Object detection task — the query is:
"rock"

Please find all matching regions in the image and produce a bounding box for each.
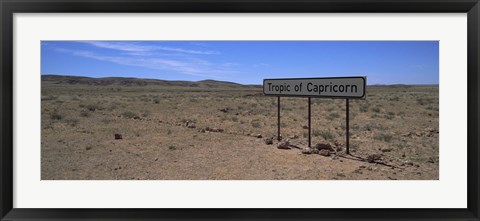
[133,116,141,120]
[277,141,291,149]
[314,143,334,152]
[210,128,223,132]
[187,123,196,128]
[381,147,393,153]
[302,147,314,154]
[265,137,273,145]
[367,154,382,163]
[219,107,231,113]
[289,135,299,139]
[114,133,122,140]
[353,169,363,174]
[256,134,263,138]
[302,125,309,129]
[199,129,206,133]
[318,149,330,156]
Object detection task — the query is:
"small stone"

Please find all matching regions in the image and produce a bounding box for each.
[277,141,291,149]
[318,149,330,156]
[302,147,314,154]
[114,133,122,140]
[381,147,393,153]
[302,125,309,129]
[256,134,263,138]
[265,137,273,145]
[289,135,299,139]
[187,123,196,128]
[314,143,334,152]
[367,154,381,163]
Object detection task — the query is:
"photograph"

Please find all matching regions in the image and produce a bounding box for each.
[40,41,439,180]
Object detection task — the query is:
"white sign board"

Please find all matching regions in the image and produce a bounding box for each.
[263,77,366,99]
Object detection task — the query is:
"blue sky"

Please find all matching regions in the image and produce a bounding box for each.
[41,41,439,85]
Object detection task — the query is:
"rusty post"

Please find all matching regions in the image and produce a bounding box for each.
[346,98,350,154]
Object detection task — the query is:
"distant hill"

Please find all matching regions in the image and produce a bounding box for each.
[41,75,261,89]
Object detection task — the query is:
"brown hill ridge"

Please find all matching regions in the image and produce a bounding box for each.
[41,75,261,88]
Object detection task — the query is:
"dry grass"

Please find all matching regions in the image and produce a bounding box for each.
[41,82,439,180]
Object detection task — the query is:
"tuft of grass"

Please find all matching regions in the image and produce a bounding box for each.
[327,112,340,120]
[85,104,101,112]
[167,129,172,135]
[122,111,138,119]
[141,111,150,118]
[385,112,396,119]
[42,95,58,101]
[79,111,90,117]
[374,133,394,142]
[49,110,63,120]
[251,121,261,128]
[359,104,369,112]
[314,130,335,140]
[372,107,381,113]
[65,118,79,127]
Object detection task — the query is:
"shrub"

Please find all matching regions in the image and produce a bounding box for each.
[142,111,150,118]
[80,111,90,117]
[327,112,340,120]
[251,121,261,128]
[359,104,369,112]
[65,118,79,127]
[372,107,381,113]
[49,111,63,120]
[122,111,138,119]
[314,130,335,140]
[374,133,394,142]
[85,104,100,112]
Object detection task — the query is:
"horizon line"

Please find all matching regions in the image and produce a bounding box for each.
[41,73,440,86]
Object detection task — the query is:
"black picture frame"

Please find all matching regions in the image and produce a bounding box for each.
[1,0,479,220]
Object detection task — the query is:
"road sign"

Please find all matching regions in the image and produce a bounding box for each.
[263,77,366,99]
[265,76,367,154]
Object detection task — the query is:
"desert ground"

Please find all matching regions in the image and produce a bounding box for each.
[41,75,439,180]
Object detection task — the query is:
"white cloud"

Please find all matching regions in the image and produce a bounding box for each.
[56,48,234,78]
[79,41,220,55]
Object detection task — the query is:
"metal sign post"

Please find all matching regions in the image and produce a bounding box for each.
[308,97,311,147]
[264,77,366,152]
[277,96,281,141]
[346,98,350,154]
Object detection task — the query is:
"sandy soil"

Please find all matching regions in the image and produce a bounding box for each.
[41,81,439,180]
